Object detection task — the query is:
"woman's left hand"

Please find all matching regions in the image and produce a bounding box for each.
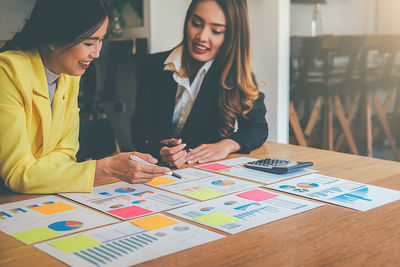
[186,139,241,164]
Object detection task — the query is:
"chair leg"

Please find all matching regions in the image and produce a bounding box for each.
[334,96,359,155]
[390,88,400,141]
[304,96,323,138]
[289,102,307,146]
[373,87,396,139]
[335,91,361,151]
[373,92,400,161]
[326,97,334,150]
[365,91,373,157]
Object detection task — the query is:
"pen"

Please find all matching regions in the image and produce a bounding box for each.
[129,155,183,179]
[162,142,192,152]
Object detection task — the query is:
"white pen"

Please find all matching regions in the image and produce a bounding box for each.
[129,155,183,179]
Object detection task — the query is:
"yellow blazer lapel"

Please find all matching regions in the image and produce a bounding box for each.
[30,51,52,153]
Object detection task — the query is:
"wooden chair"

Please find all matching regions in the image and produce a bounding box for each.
[289,35,363,155]
[289,36,324,147]
[361,35,400,160]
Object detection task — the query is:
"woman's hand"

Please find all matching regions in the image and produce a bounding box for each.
[94,152,171,184]
[186,139,241,164]
[159,138,187,168]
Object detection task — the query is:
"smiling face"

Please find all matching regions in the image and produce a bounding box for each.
[186,0,226,62]
[45,17,109,76]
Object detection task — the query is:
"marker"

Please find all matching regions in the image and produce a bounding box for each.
[129,155,182,179]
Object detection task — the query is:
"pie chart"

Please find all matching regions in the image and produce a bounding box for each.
[297,182,319,189]
[48,221,83,231]
[211,180,235,186]
[115,187,135,193]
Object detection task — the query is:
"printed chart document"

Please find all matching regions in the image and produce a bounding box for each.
[60,182,196,220]
[35,214,224,267]
[147,168,260,200]
[266,173,400,211]
[0,196,118,244]
[168,188,323,234]
[196,157,317,184]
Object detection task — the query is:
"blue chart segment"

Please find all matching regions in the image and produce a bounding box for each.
[48,221,83,231]
[211,180,235,186]
[234,202,261,211]
[115,188,136,193]
[72,233,158,266]
[234,206,279,219]
[0,211,12,220]
[330,187,372,203]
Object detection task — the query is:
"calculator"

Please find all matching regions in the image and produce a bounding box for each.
[244,158,313,174]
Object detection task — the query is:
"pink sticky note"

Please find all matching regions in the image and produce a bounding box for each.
[236,189,278,201]
[107,205,152,219]
[198,163,231,171]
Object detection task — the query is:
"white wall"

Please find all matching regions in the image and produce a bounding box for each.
[148,0,191,53]
[376,0,400,34]
[249,0,290,143]
[291,0,376,36]
[0,0,35,40]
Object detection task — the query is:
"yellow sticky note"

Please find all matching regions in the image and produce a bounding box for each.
[49,235,101,253]
[32,202,76,215]
[184,189,224,200]
[193,212,239,227]
[147,176,176,186]
[130,214,179,230]
[11,227,61,244]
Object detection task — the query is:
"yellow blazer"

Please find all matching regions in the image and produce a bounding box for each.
[0,50,95,194]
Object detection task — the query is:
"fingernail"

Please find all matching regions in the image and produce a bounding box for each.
[187,161,193,164]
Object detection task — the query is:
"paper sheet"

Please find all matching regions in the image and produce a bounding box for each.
[168,188,323,234]
[266,173,400,211]
[149,168,261,200]
[196,157,318,184]
[0,196,118,244]
[59,182,196,220]
[35,214,224,267]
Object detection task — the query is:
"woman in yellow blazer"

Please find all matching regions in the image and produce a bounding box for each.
[0,0,170,194]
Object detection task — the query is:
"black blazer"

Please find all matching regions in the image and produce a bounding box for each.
[131,51,268,158]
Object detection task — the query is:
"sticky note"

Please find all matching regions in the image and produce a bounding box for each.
[11,227,61,244]
[193,212,239,227]
[198,163,231,171]
[237,189,278,201]
[108,205,152,219]
[49,235,101,253]
[130,214,179,230]
[147,176,176,186]
[184,189,225,200]
[31,202,76,215]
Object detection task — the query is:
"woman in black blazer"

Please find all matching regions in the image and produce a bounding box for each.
[131,0,268,168]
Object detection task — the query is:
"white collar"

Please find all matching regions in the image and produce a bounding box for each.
[43,64,61,85]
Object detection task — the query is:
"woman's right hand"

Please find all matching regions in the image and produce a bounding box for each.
[94,152,171,184]
[159,138,187,168]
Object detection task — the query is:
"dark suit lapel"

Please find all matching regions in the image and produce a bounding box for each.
[181,66,219,133]
[156,69,177,137]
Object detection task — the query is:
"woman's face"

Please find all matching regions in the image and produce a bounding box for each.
[48,17,109,76]
[186,0,226,62]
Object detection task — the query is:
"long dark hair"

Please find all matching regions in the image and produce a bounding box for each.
[181,0,258,137]
[0,0,108,52]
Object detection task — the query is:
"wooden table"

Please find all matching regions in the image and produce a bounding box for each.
[1,142,400,266]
